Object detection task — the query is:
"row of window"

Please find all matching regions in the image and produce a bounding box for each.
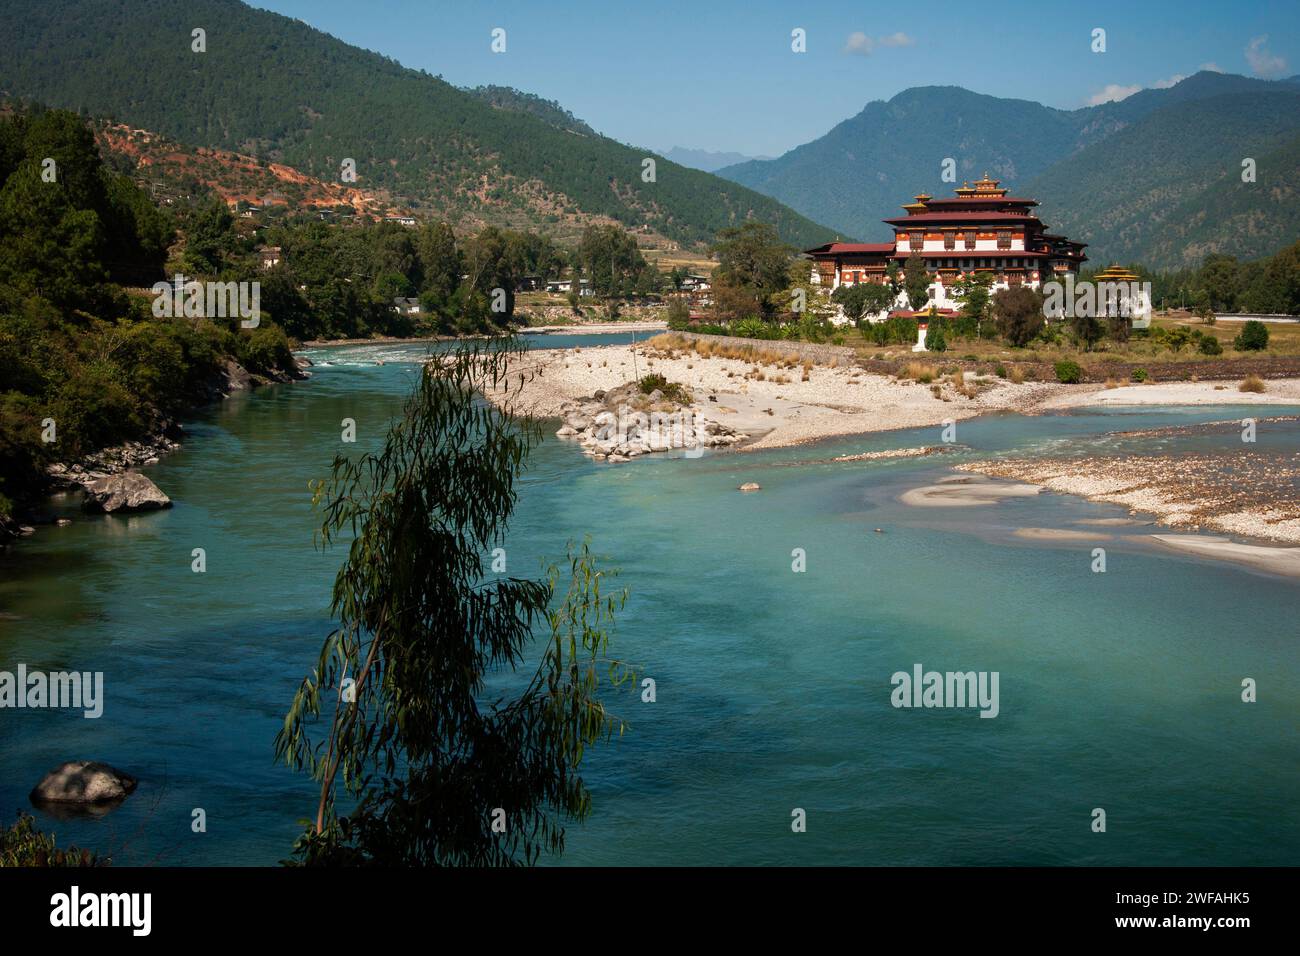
[904,230,1018,251]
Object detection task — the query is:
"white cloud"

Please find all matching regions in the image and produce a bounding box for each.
[1199,62,1224,73]
[878,32,915,48]
[1245,35,1288,78]
[1086,70,1200,106]
[844,32,873,55]
[1087,83,1142,106]
[844,31,915,55]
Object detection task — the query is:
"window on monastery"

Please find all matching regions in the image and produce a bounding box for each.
[997,231,1011,250]
[943,232,955,250]
[964,231,976,250]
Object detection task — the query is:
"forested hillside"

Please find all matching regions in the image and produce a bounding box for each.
[1026,92,1300,268]
[0,0,835,249]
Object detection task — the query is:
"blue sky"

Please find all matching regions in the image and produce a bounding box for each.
[252,0,1298,157]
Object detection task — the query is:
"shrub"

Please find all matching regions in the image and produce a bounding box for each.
[902,362,937,383]
[239,324,294,375]
[994,364,1007,378]
[1198,334,1223,355]
[1239,374,1266,393]
[926,317,948,353]
[0,813,104,867]
[1054,360,1083,384]
[1233,320,1269,351]
[1131,368,1149,382]
[664,298,690,331]
[638,373,691,404]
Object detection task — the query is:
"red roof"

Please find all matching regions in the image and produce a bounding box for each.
[886,212,1041,224]
[804,242,893,256]
[923,197,1039,206]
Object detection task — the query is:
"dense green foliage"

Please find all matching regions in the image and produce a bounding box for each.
[1053,360,1082,384]
[925,313,948,353]
[993,286,1046,347]
[0,0,835,249]
[1030,90,1300,269]
[1234,320,1270,351]
[1,813,104,867]
[1125,243,1300,315]
[277,341,631,865]
[709,222,795,319]
[463,85,596,136]
[0,109,301,519]
[719,72,1300,268]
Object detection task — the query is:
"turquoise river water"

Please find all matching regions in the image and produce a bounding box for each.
[2,333,1297,866]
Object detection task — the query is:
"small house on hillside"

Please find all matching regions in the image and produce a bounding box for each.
[258,246,282,269]
[392,297,424,317]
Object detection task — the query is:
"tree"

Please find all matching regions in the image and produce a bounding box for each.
[276,340,633,865]
[577,224,646,302]
[182,197,236,275]
[1069,311,1104,351]
[1198,253,1240,312]
[993,286,1046,347]
[710,221,792,319]
[415,221,460,304]
[1234,320,1269,351]
[951,273,992,336]
[903,253,930,311]
[925,309,947,352]
[831,284,871,325]
[665,296,690,330]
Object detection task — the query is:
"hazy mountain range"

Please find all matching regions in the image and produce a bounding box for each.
[658,147,774,173]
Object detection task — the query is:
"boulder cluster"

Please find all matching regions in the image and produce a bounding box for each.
[46,426,179,514]
[555,383,744,463]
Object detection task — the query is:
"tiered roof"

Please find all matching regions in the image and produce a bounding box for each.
[806,175,1086,266]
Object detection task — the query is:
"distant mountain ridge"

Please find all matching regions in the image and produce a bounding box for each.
[717,72,1300,267]
[659,147,774,173]
[0,0,836,249]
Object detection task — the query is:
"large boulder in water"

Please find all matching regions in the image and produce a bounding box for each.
[82,472,171,513]
[30,761,138,805]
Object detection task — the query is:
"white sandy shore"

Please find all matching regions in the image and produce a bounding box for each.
[1149,534,1300,578]
[1039,378,1300,408]
[526,321,666,334]
[497,344,1059,448]
[492,343,1300,451]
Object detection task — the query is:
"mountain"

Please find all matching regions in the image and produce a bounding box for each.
[0,0,836,249]
[1026,91,1300,269]
[93,120,402,219]
[717,72,1300,266]
[660,147,774,173]
[463,85,597,137]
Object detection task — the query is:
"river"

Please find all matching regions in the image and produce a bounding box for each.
[2,333,1297,865]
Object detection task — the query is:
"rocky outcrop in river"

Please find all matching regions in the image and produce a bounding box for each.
[80,472,172,513]
[555,383,744,462]
[30,761,138,805]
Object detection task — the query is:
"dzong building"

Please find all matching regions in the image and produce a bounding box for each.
[805,175,1088,323]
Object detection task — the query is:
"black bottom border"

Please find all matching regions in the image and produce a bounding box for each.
[0,866,1286,940]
